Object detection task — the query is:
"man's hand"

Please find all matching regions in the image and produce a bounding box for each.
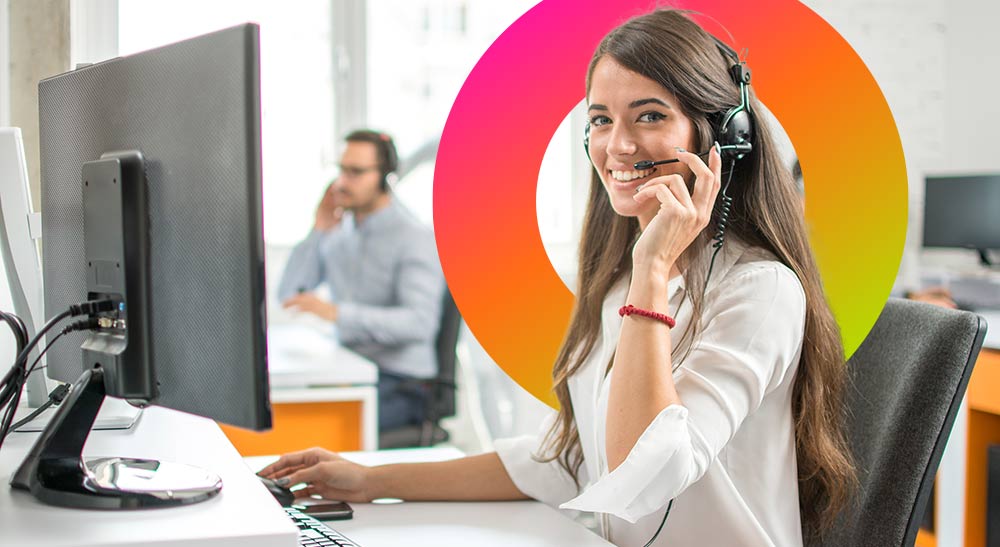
[315,184,344,232]
[907,286,957,309]
[283,292,339,322]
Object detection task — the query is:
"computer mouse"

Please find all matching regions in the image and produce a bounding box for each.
[259,476,295,507]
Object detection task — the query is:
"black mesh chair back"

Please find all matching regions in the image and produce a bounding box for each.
[808,298,986,546]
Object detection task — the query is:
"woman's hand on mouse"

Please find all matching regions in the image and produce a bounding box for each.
[631,144,722,274]
[258,447,374,502]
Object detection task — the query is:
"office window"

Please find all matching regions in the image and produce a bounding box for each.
[118,0,336,246]
[115,1,582,279]
[365,0,550,229]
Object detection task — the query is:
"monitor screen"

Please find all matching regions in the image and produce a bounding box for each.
[923,174,1000,251]
[38,24,271,430]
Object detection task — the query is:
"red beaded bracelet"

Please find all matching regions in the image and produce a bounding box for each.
[618,304,676,328]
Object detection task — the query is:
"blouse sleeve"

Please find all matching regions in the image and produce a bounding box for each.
[559,263,807,522]
[494,411,589,509]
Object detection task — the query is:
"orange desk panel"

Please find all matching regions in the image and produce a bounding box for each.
[220,401,363,457]
[965,348,1000,547]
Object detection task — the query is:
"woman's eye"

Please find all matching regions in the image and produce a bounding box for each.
[589,115,611,126]
[638,111,666,123]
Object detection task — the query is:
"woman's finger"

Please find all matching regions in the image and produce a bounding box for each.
[269,464,306,480]
[283,463,328,488]
[634,174,686,205]
[676,145,720,217]
[259,452,310,478]
[635,175,696,224]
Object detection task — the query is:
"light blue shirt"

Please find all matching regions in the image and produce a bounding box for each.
[278,199,444,378]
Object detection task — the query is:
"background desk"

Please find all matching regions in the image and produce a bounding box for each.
[221,323,379,454]
[1,406,613,546]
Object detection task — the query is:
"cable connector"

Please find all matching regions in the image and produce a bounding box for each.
[60,317,102,334]
[49,383,71,404]
[69,299,117,317]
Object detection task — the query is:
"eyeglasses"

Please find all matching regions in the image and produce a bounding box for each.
[337,164,380,179]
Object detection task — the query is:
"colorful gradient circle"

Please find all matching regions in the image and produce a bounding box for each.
[434,0,907,407]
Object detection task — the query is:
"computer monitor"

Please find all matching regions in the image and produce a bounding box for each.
[923,174,1000,266]
[9,24,271,509]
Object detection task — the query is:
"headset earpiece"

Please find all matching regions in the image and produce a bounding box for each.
[718,107,752,160]
[377,132,398,192]
[713,39,754,161]
[583,122,591,161]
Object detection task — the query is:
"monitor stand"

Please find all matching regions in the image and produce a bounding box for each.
[9,366,222,509]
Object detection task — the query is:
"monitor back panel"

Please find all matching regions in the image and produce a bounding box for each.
[39,24,270,429]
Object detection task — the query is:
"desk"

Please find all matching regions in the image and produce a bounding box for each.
[0,406,298,547]
[247,450,615,547]
[221,324,379,453]
[1,406,613,546]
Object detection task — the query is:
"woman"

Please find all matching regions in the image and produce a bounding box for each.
[260,9,855,546]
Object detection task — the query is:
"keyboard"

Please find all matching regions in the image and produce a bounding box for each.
[284,506,362,547]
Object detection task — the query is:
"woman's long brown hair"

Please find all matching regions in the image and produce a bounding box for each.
[536,9,856,540]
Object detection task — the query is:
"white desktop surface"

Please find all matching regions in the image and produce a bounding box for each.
[1,406,298,547]
[246,450,615,547]
[267,323,377,388]
[2,408,612,547]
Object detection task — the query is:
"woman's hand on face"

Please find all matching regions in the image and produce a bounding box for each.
[631,143,722,272]
[257,447,374,502]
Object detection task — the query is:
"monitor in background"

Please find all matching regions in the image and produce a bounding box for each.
[9,24,271,510]
[0,128,48,408]
[923,174,1000,266]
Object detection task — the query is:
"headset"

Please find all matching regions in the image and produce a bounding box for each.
[373,132,399,193]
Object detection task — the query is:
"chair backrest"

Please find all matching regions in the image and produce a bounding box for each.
[431,287,462,419]
[809,298,986,546]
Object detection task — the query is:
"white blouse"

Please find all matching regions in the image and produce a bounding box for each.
[495,240,807,547]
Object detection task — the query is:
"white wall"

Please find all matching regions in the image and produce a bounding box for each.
[0,0,10,127]
[803,0,1000,283]
[943,0,1000,174]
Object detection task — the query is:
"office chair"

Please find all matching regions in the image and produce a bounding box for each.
[807,298,986,547]
[379,288,462,448]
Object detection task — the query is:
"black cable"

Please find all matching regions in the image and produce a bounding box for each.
[11,323,87,430]
[0,300,112,451]
[8,328,76,432]
[10,383,71,431]
[642,499,674,547]
[0,310,33,441]
[25,318,97,379]
[0,311,29,389]
[10,399,53,431]
[0,310,28,355]
[705,160,737,286]
[0,308,73,447]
